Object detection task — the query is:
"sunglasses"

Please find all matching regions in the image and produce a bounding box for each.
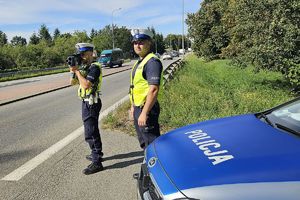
[133,40,146,45]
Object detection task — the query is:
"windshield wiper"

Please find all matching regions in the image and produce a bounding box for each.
[259,113,275,127]
[275,123,300,136]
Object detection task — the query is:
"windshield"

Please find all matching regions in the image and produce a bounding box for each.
[99,53,111,61]
[265,99,300,134]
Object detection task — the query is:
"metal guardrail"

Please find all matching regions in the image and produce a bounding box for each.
[1,58,184,84]
[0,67,66,78]
[163,58,184,87]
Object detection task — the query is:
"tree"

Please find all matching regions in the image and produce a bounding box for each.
[0,31,8,46]
[92,26,112,54]
[90,28,97,39]
[38,24,52,44]
[0,45,16,70]
[149,27,165,54]
[73,31,91,43]
[92,25,133,58]
[113,26,132,57]
[53,28,61,40]
[186,0,300,90]
[186,0,229,59]
[164,34,188,52]
[223,0,299,87]
[60,33,72,38]
[11,36,27,46]
[29,33,40,45]
[53,33,79,60]
[154,33,165,54]
[164,34,177,50]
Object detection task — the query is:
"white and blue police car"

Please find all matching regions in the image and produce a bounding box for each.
[137,97,300,200]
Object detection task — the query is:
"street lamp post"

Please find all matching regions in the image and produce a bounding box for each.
[112,8,122,49]
[182,0,185,55]
[155,39,158,53]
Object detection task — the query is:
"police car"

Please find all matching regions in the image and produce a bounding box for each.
[137,97,300,200]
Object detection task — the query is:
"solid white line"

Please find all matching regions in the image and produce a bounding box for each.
[1,95,129,181]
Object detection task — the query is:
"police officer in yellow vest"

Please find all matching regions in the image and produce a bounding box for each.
[69,43,104,175]
[129,29,163,149]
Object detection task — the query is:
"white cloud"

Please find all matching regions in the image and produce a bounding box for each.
[5,30,33,42]
[118,7,162,29]
[145,15,181,26]
[0,0,144,24]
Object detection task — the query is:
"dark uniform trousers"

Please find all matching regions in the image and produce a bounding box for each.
[82,99,103,165]
[133,102,160,149]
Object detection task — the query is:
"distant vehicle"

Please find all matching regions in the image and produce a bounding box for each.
[171,51,179,57]
[98,48,124,68]
[179,49,185,55]
[137,97,300,200]
[162,52,173,60]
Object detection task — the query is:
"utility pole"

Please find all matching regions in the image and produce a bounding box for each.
[155,39,158,53]
[182,0,185,55]
[112,8,121,49]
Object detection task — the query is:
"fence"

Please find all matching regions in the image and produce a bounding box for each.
[0,67,66,78]
[163,58,185,87]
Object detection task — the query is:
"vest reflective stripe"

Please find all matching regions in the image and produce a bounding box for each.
[78,62,102,99]
[130,53,160,106]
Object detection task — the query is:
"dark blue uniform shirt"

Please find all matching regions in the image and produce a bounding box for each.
[132,56,163,85]
[86,64,100,84]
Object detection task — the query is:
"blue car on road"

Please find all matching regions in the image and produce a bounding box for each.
[137,97,300,200]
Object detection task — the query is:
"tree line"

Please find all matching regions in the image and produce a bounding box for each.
[0,25,169,71]
[186,0,300,91]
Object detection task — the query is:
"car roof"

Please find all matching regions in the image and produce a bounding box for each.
[101,50,112,54]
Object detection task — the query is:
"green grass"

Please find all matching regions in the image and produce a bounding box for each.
[101,101,136,136]
[102,54,295,135]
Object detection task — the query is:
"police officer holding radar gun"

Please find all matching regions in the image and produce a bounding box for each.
[67,43,104,175]
[129,29,163,150]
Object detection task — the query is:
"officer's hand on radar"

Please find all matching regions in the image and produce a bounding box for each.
[69,66,78,73]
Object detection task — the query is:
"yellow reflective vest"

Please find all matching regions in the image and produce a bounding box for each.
[130,53,161,106]
[78,62,102,99]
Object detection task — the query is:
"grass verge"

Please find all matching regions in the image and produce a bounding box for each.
[102,54,295,135]
[101,100,136,136]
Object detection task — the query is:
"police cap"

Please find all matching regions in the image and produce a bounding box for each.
[131,28,154,42]
[75,43,94,54]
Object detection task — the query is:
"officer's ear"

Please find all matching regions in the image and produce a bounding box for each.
[144,39,151,45]
[148,40,155,51]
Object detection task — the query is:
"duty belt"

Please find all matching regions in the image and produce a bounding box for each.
[83,93,101,105]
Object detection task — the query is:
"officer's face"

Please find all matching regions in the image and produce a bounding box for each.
[133,39,151,58]
[81,51,94,64]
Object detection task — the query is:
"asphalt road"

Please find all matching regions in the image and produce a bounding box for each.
[0,58,179,200]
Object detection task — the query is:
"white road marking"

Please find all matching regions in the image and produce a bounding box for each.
[1,95,129,181]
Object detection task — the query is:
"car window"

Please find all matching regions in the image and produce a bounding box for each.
[267,99,300,134]
[101,53,111,57]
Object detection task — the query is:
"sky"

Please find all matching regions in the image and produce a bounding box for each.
[0,0,202,42]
